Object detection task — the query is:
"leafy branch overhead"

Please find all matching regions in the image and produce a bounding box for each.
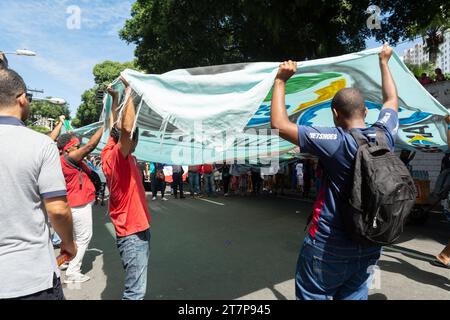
[120,0,450,73]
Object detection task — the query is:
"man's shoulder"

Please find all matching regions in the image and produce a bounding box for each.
[15,126,53,141]
[15,127,57,150]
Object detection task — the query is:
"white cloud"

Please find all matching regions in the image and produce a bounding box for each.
[0,0,136,114]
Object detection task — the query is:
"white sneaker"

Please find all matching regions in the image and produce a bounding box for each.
[64,273,90,284]
[162,197,168,201]
[152,197,157,201]
[59,262,69,271]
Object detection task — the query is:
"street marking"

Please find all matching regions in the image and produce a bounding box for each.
[199,198,225,206]
[86,248,103,254]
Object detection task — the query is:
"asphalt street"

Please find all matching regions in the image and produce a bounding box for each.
[60,191,450,300]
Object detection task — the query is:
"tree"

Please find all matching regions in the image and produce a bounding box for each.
[93,60,138,85]
[29,126,52,135]
[119,0,450,74]
[26,100,71,127]
[73,60,139,127]
[72,88,99,128]
[373,2,450,65]
[405,62,436,79]
[416,21,450,66]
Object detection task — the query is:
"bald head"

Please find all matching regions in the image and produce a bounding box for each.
[331,88,366,120]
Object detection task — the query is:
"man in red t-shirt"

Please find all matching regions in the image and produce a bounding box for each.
[56,126,103,284]
[101,79,151,300]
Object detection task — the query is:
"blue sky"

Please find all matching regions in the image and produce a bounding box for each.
[0,0,136,116]
[0,1,421,117]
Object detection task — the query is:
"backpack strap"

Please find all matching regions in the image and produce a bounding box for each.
[64,156,100,192]
[350,128,391,150]
[350,129,369,147]
[64,155,84,190]
[374,127,390,149]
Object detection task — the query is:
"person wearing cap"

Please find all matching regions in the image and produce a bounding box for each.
[56,126,104,284]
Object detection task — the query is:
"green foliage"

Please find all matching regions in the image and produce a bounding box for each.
[120,0,376,73]
[72,88,99,128]
[73,60,139,127]
[93,60,140,87]
[26,100,71,126]
[405,62,436,79]
[373,2,450,65]
[29,126,51,134]
[120,0,450,74]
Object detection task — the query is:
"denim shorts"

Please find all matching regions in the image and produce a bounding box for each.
[295,235,382,300]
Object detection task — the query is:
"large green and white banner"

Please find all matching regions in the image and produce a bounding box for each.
[74,47,449,165]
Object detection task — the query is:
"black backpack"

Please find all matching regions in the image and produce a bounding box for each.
[64,156,102,196]
[345,128,416,246]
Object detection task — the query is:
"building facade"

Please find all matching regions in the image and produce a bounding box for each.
[403,30,450,74]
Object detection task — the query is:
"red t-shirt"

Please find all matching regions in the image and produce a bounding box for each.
[101,138,151,237]
[60,156,96,208]
[201,165,213,174]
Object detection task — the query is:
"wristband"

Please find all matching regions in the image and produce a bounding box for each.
[448,124,450,130]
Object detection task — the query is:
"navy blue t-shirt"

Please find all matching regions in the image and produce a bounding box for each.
[298,108,399,247]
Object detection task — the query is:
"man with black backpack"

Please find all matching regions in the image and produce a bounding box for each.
[271,44,413,300]
[57,127,104,284]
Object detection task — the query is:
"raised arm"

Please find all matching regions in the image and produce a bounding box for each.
[271,60,299,145]
[67,126,104,163]
[107,84,120,131]
[48,115,66,142]
[119,77,136,158]
[379,43,398,112]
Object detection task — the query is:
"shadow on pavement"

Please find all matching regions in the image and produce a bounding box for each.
[93,195,308,300]
[379,254,450,292]
[88,193,448,300]
[88,202,125,300]
[383,245,437,264]
[395,212,449,246]
[82,249,102,275]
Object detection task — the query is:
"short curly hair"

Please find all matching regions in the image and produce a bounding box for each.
[57,133,77,151]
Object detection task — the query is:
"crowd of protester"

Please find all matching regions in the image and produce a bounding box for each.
[138,160,324,200]
[418,68,448,86]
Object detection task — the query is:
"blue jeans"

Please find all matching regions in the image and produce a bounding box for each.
[116,229,151,300]
[432,168,450,200]
[203,173,214,195]
[151,173,166,198]
[188,172,200,195]
[296,235,381,300]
